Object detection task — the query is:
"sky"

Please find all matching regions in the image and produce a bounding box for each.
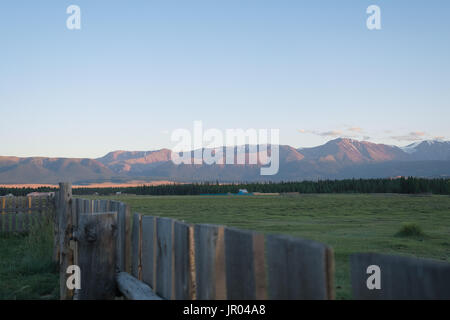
[0,0,449,158]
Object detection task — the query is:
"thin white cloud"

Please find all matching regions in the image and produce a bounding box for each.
[298,129,343,137]
[390,131,426,141]
[319,130,343,137]
[298,127,366,139]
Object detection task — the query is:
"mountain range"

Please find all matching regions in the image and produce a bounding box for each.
[1,138,449,184]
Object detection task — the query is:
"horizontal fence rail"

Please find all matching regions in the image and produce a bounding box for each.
[0,195,54,233]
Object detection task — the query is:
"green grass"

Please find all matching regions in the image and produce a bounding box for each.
[96,193,450,300]
[0,214,59,300]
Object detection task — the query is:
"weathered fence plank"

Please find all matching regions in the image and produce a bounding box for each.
[76,198,83,215]
[38,197,43,214]
[116,202,127,272]
[325,247,335,300]
[10,213,17,232]
[57,182,74,300]
[141,216,156,289]
[266,234,333,300]
[4,214,10,232]
[82,199,89,214]
[124,204,132,274]
[24,211,30,231]
[189,225,197,300]
[173,220,193,300]
[6,197,11,214]
[155,217,173,300]
[27,196,32,214]
[75,212,117,300]
[351,253,450,300]
[131,213,142,279]
[16,213,23,233]
[253,233,268,300]
[99,200,105,212]
[11,197,15,214]
[194,224,226,300]
[71,199,80,268]
[225,228,258,300]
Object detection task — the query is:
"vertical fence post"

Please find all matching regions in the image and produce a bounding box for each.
[131,213,143,279]
[0,204,3,232]
[56,182,74,300]
[125,204,132,274]
[116,202,127,272]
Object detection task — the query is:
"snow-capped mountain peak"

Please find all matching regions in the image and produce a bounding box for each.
[401,141,423,154]
[401,140,450,159]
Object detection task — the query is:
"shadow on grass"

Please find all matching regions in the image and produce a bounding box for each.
[395,223,428,239]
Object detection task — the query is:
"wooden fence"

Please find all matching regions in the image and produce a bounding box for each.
[0,195,54,233]
[129,215,334,300]
[351,253,450,300]
[52,183,450,300]
[54,183,335,300]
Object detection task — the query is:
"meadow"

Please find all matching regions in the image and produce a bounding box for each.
[0,214,58,300]
[103,193,450,300]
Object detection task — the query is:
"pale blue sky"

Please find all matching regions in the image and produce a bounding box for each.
[1,1,449,158]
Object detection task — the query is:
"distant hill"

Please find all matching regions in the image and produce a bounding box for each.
[298,138,408,164]
[0,157,119,184]
[1,138,449,184]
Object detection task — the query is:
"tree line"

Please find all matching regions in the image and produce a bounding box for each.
[1,178,448,196]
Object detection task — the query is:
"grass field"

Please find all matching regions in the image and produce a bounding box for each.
[0,215,58,300]
[1,193,448,300]
[102,193,450,300]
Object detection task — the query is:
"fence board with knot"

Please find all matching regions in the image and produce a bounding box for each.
[53,184,132,300]
[0,195,54,233]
